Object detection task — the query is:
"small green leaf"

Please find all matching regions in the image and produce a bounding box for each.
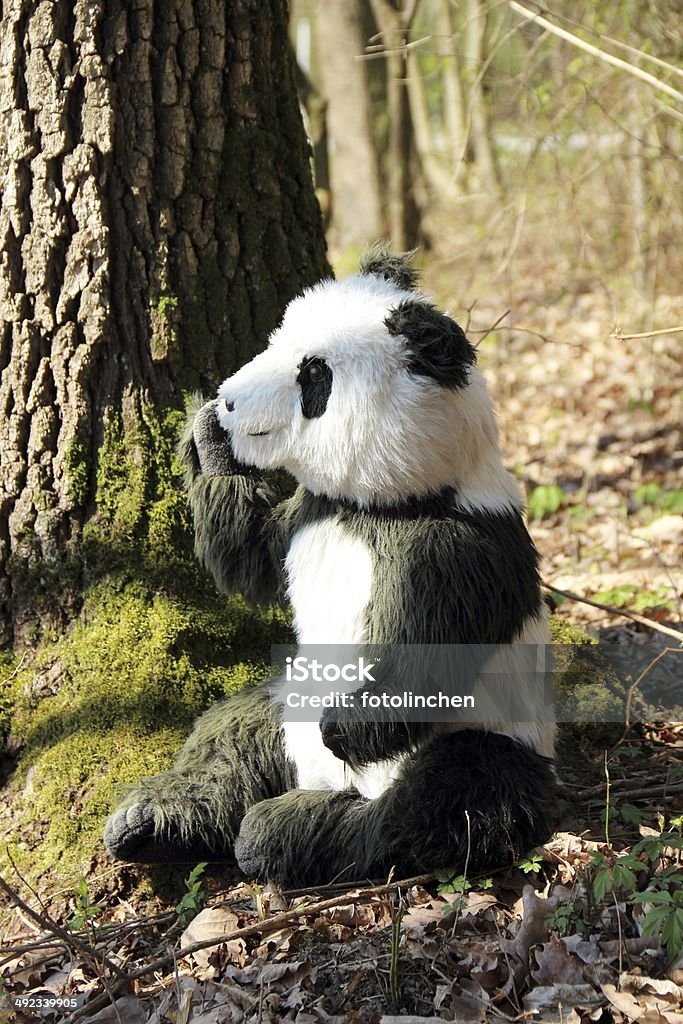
[528,484,566,521]
[662,909,683,955]
[613,864,638,892]
[620,804,644,825]
[593,868,613,902]
[634,483,661,508]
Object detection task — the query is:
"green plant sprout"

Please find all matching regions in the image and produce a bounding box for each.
[175,862,208,926]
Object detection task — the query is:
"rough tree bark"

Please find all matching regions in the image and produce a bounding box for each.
[315,0,383,250]
[0,0,329,645]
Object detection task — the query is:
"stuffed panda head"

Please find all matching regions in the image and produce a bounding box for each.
[217,245,521,510]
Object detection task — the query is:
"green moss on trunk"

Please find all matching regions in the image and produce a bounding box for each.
[1,402,293,885]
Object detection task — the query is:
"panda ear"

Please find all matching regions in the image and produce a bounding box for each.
[359,241,420,291]
[385,299,476,389]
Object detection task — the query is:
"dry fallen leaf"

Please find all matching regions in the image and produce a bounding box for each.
[532,934,588,986]
[523,983,600,1022]
[180,906,245,969]
[500,884,561,989]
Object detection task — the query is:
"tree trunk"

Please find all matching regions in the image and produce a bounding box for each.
[294,55,332,227]
[315,0,383,250]
[437,0,469,190]
[0,0,329,645]
[464,0,500,193]
[369,0,421,250]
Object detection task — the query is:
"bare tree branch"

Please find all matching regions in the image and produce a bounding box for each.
[508,1,683,106]
[545,585,683,642]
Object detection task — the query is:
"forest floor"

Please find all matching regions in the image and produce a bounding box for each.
[1,256,682,1023]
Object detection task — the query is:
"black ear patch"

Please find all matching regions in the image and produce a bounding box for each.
[297,356,333,418]
[385,300,476,389]
[359,241,420,291]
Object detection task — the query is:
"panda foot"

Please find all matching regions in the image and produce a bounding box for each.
[233,805,271,880]
[234,790,364,886]
[104,801,219,864]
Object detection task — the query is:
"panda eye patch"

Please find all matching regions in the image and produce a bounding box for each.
[297,356,333,419]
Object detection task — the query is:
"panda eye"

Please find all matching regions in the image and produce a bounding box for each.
[306,362,324,383]
[297,356,333,419]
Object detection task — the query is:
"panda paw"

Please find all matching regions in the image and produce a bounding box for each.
[192,400,243,477]
[320,706,425,767]
[233,805,273,880]
[104,801,156,861]
[104,801,220,864]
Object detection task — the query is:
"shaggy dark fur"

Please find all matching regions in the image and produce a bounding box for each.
[104,687,296,863]
[358,240,420,291]
[385,300,476,389]
[235,730,556,886]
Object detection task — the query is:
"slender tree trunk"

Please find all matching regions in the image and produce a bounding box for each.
[464,0,500,193]
[0,0,329,644]
[294,56,332,226]
[437,0,469,189]
[315,0,383,249]
[370,0,421,250]
[406,49,456,196]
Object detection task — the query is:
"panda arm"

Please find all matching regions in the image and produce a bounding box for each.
[320,511,542,766]
[179,398,290,605]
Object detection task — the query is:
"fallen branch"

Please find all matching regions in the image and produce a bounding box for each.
[545,584,683,643]
[563,780,683,802]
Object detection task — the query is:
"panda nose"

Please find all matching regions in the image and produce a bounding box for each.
[226,401,235,412]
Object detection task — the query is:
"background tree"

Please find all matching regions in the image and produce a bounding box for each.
[0,0,328,878]
[369,0,423,249]
[314,0,383,249]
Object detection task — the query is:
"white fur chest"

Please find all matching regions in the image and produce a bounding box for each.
[279,518,405,798]
[284,518,373,644]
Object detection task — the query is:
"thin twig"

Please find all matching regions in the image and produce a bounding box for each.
[612,324,683,341]
[0,937,68,966]
[508,1,683,105]
[355,36,430,60]
[6,848,50,917]
[472,310,511,348]
[0,651,27,687]
[604,751,611,848]
[545,584,683,642]
[616,648,683,748]
[0,874,127,980]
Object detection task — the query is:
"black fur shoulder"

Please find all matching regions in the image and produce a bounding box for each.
[287,487,542,645]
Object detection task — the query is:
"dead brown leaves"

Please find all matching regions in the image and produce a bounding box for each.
[2,825,683,1022]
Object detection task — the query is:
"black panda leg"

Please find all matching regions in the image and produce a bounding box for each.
[104,686,295,864]
[234,730,556,886]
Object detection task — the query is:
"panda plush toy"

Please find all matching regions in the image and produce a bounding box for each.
[105,246,556,886]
